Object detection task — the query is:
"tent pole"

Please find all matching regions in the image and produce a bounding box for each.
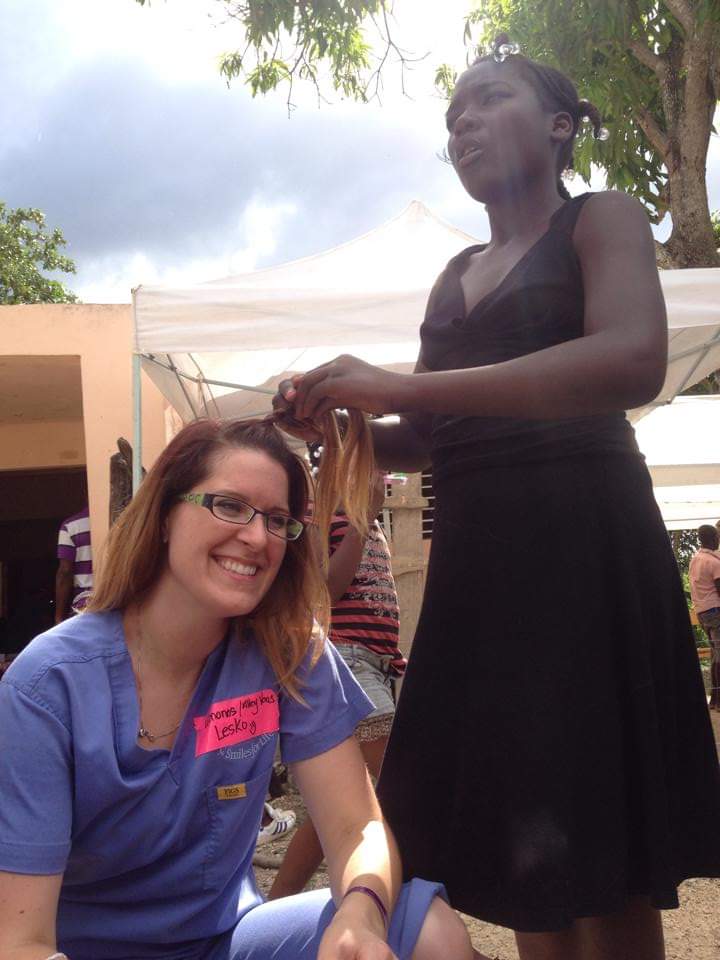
[132,354,143,494]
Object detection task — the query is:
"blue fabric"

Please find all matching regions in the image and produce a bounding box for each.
[0,611,372,960]
[203,879,446,960]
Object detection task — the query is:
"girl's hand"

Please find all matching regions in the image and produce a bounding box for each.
[271,379,323,443]
[290,356,409,421]
[318,914,397,960]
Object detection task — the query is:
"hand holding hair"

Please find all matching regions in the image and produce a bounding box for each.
[288,355,408,421]
[271,373,378,568]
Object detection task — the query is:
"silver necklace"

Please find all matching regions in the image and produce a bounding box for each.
[134,611,184,743]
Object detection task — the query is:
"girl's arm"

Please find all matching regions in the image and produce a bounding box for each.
[327,475,386,602]
[0,871,63,960]
[290,192,668,423]
[327,526,367,603]
[366,409,431,473]
[291,737,401,959]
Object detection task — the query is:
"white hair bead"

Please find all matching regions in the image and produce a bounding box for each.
[493,41,521,63]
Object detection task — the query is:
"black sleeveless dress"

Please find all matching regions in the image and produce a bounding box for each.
[376,193,720,932]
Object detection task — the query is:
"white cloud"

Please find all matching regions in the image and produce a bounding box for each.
[74,195,300,301]
[5,0,719,304]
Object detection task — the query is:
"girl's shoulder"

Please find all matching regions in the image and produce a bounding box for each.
[573,190,647,229]
[572,190,655,257]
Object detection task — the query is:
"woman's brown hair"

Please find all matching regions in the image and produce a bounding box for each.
[87,418,327,699]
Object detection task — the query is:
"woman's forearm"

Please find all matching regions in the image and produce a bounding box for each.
[395,329,665,421]
[324,818,402,926]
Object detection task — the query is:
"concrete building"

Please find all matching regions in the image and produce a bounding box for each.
[1,304,166,651]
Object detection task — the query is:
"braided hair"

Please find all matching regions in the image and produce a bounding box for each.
[475,34,605,199]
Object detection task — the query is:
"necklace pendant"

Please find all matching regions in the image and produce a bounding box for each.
[138,726,155,742]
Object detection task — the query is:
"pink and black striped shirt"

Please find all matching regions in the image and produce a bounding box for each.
[329,513,406,676]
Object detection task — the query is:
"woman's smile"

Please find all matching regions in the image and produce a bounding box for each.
[213,555,259,579]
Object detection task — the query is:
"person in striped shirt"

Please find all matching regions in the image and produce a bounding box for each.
[55,506,93,621]
[269,471,406,899]
[327,474,406,719]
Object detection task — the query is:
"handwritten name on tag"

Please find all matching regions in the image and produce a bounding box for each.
[193,689,279,757]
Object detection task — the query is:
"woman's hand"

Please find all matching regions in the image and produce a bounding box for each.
[318,910,397,960]
[286,356,410,421]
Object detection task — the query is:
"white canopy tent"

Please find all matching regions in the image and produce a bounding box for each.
[133,201,475,429]
[634,395,720,530]
[132,200,720,523]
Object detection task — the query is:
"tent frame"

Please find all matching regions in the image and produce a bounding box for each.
[131,352,275,493]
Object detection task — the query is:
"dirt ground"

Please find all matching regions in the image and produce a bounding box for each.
[254,709,720,960]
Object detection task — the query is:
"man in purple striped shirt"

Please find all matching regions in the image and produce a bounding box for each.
[55,506,93,622]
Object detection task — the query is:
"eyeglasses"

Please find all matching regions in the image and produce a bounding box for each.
[178,493,305,541]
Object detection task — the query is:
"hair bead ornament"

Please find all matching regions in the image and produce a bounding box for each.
[578,98,609,142]
[493,40,521,63]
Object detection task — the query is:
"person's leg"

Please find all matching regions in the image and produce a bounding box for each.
[514,928,580,960]
[267,817,324,899]
[359,733,389,779]
[514,896,665,960]
[575,896,665,960]
[410,895,488,960]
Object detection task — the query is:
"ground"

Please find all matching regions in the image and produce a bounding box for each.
[254,708,720,960]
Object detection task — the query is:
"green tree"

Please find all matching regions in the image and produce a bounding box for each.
[135,0,390,101]
[0,203,77,304]
[457,1,720,268]
[134,2,720,268]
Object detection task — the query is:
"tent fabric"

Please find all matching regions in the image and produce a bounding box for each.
[133,201,475,354]
[650,486,720,531]
[633,396,720,529]
[133,199,720,425]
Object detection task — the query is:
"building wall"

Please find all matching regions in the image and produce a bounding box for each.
[0,419,87,471]
[1,304,167,549]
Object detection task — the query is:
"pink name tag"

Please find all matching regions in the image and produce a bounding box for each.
[193,689,279,757]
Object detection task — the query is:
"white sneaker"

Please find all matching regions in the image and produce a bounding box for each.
[256,802,296,846]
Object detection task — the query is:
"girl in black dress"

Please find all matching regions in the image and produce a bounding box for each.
[274,37,720,960]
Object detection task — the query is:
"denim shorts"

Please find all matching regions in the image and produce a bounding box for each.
[333,642,396,720]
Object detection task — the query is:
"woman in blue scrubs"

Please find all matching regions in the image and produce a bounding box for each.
[0,418,478,960]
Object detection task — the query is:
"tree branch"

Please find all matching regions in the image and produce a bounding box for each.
[626,37,666,78]
[661,0,696,36]
[634,107,670,157]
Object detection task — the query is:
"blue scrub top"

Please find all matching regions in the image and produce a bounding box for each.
[0,611,372,960]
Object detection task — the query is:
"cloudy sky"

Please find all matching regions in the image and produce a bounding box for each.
[3,0,719,302]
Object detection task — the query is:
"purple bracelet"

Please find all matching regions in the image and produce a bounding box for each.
[342,884,389,929]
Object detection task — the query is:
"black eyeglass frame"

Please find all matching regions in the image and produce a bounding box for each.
[178,492,305,541]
